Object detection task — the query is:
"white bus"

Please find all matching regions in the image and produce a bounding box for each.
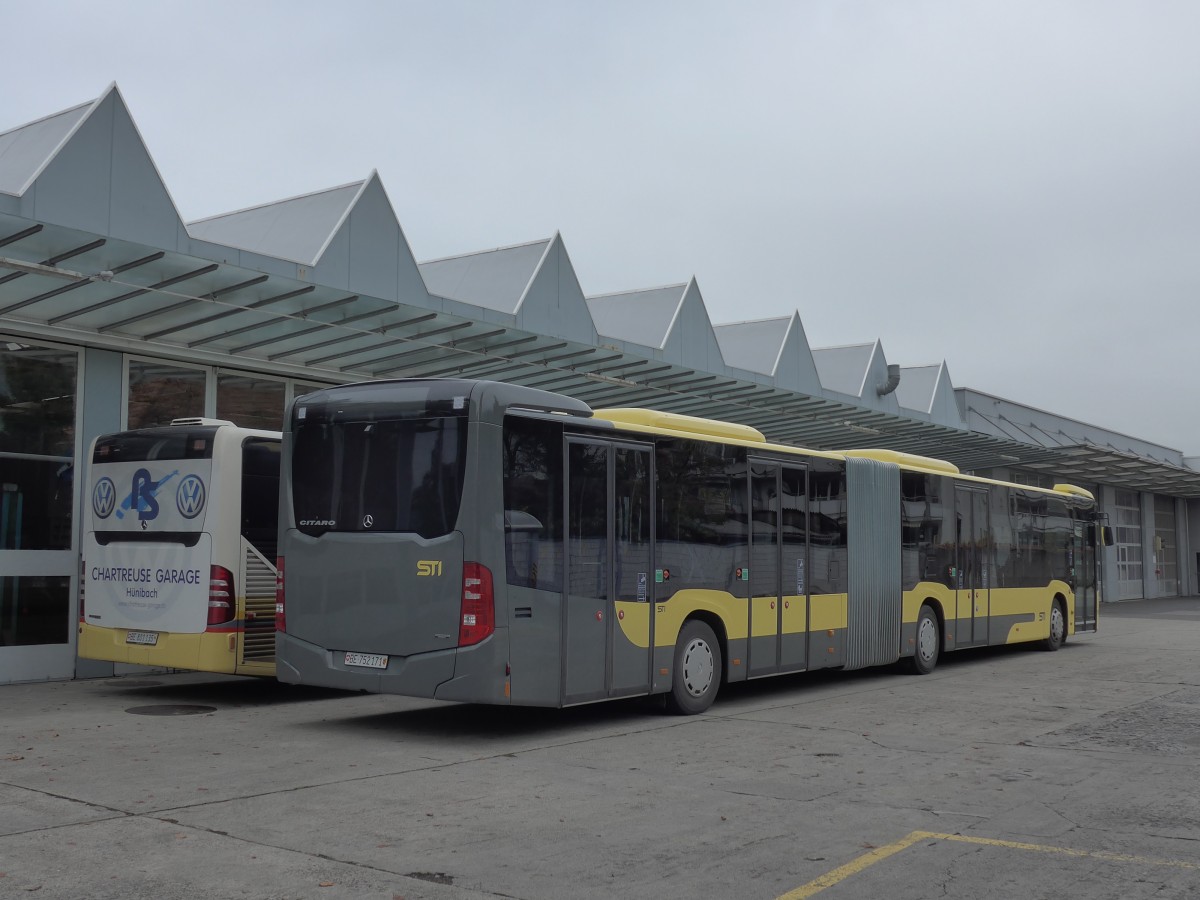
[78,419,281,677]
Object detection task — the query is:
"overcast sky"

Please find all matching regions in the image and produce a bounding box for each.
[4,1,1199,452]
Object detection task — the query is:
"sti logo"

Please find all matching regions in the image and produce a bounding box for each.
[92,477,117,519]
[176,474,207,519]
[416,560,443,577]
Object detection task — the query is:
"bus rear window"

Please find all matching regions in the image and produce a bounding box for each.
[92,427,217,463]
[292,416,468,538]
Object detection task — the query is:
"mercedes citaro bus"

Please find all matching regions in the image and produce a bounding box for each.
[275,379,1105,714]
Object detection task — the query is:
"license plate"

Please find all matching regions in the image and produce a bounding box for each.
[126,631,158,646]
[344,651,388,669]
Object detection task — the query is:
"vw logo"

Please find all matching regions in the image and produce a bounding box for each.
[92,477,116,519]
[176,474,207,519]
[363,514,374,529]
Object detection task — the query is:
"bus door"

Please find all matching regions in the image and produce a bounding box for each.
[747,461,809,677]
[563,439,654,705]
[1075,517,1098,632]
[955,487,991,645]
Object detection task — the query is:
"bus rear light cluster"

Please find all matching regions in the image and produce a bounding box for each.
[207,565,236,628]
[459,562,494,647]
[275,556,286,633]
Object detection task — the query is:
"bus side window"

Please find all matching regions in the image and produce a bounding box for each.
[654,439,747,597]
[502,417,563,592]
[241,438,282,561]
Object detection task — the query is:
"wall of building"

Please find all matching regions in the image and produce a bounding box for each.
[0,331,330,684]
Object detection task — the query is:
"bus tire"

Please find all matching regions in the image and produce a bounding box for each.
[666,620,722,715]
[909,604,940,675]
[1043,599,1066,651]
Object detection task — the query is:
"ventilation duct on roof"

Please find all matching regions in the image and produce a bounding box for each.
[876,364,901,397]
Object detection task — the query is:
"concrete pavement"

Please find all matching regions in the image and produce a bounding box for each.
[2,598,1199,899]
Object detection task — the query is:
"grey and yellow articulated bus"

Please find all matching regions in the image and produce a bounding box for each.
[275,379,1103,714]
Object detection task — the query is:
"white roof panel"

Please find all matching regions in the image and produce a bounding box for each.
[419,239,551,314]
[896,364,940,413]
[714,316,790,374]
[0,102,91,196]
[813,343,874,396]
[187,182,364,265]
[586,284,686,347]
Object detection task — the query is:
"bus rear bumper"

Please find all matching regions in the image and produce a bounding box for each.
[78,622,235,673]
[276,631,456,696]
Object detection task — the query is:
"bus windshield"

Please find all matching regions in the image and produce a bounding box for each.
[291,396,469,539]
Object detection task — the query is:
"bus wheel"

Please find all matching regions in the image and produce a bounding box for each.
[909,604,940,675]
[1043,599,1066,651]
[666,620,722,715]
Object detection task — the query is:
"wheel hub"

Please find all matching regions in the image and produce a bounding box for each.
[918,618,938,660]
[681,638,714,697]
[1051,606,1064,643]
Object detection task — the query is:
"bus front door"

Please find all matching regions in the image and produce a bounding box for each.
[563,439,654,706]
[1075,521,1098,632]
[955,487,991,646]
[747,461,809,678]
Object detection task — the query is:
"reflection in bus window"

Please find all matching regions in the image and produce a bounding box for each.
[502,416,563,592]
[655,439,747,597]
[808,463,847,595]
[292,415,467,538]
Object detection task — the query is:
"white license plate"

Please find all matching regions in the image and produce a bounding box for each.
[344,651,388,670]
[126,631,158,646]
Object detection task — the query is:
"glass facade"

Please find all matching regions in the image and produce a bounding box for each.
[127,360,205,428]
[1,575,71,646]
[217,372,286,430]
[0,342,78,651]
[126,359,330,433]
[0,345,333,681]
[0,345,77,551]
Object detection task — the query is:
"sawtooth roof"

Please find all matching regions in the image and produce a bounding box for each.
[3,83,1198,495]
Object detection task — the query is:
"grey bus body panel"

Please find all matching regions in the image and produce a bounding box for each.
[809,622,846,669]
[277,379,591,703]
[283,529,464,658]
[506,583,563,706]
[845,457,902,670]
[276,629,458,695]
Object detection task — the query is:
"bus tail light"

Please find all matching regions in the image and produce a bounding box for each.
[79,558,86,622]
[275,557,285,633]
[207,565,236,628]
[459,562,494,647]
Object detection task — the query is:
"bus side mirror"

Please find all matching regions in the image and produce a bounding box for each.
[1101,525,1114,547]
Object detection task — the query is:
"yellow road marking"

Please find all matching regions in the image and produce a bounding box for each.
[932,831,1200,868]
[777,830,1200,900]
[776,832,928,900]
